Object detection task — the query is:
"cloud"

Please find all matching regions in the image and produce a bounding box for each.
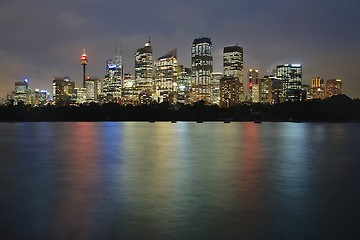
[0,0,360,98]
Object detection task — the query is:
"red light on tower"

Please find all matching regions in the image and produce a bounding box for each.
[81,49,88,65]
[249,82,253,90]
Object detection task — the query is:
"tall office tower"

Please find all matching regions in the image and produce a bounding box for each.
[223,45,244,102]
[220,77,241,107]
[135,39,153,95]
[122,72,139,105]
[261,75,283,104]
[52,76,75,105]
[312,77,325,99]
[260,76,270,103]
[13,78,31,105]
[191,37,213,103]
[326,79,342,98]
[248,69,259,102]
[103,48,123,102]
[211,72,223,105]
[176,65,192,104]
[154,49,177,103]
[81,49,88,88]
[85,77,101,103]
[276,64,302,102]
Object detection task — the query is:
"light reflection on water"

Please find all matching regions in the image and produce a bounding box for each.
[0,122,359,240]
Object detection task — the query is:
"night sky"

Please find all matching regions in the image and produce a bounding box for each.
[1,0,359,98]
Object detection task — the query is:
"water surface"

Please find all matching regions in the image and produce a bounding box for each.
[0,122,359,239]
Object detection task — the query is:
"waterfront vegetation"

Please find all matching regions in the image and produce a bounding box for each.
[0,95,359,122]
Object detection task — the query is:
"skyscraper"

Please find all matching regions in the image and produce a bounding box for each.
[191,37,213,103]
[248,69,259,102]
[223,45,244,102]
[122,72,138,105]
[135,39,153,95]
[176,65,192,104]
[326,79,342,97]
[102,48,123,102]
[211,72,223,105]
[154,49,177,103]
[276,64,302,102]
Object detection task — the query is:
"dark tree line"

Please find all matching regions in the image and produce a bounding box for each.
[1,95,359,122]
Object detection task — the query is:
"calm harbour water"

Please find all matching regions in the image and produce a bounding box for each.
[0,122,359,240]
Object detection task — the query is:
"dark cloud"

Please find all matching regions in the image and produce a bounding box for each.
[1,0,359,98]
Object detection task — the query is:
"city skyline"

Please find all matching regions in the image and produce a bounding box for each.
[1,0,359,98]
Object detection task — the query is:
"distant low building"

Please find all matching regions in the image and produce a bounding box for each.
[73,88,87,104]
[52,76,75,106]
[312,77,325,99]
[12,79,31,105]
[32,89,50,106]
[85,77,101,103]
[276,64,302,102]
[326,79,342,98]
[301,84,311,100]
[220,76,241,107]
[261,75,283,104]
